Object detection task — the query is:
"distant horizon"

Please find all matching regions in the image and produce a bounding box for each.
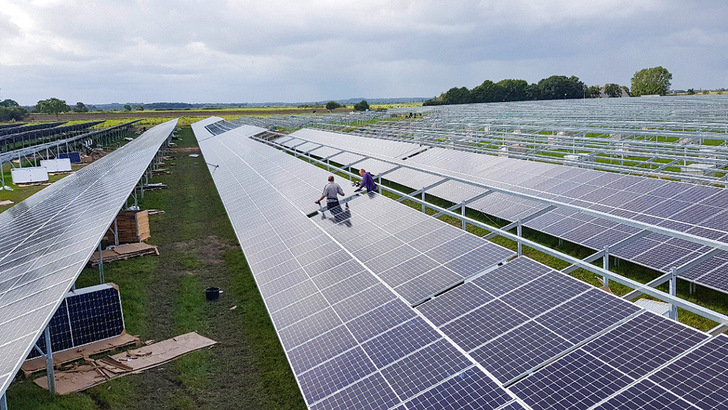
[15,91,728,110]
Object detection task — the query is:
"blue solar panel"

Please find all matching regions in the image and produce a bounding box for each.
[287,325,358,375]
[472,257,552,297]
[416,283,495,327]
[593,380,695,410]
[470,321,574,384]
[362,317,440,368]
[583,312,707,379]
[442,299,529,351]
[649,334,728,409]
[510,349,634,410]
[405,367,515,410]
[310,373,400,410]
[27,284,124,359]
[534,288,641,344]
[57,151,81,163]
[345,299,417,343]
[499,270,591,317]
[380,339,471,399]
[298,347,378,403]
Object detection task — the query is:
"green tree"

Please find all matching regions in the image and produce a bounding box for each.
[537,75,585,99]
[325,101,341,110]
[0,99,20,107]
[442,87,472,104]
[687,88,695,95]
[586,85,602,98]
[35,98,70,116]
[471,80,497,103]
[135,105,145,111]
[123,104,132,111]
[496,79,529,101]
[0,99,27,121]
[73,102,89,112]
[604,83,623,97]
[353,100,370,111]
[631,66,672,96]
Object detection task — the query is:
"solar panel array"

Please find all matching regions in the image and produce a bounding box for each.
[272,129,728,294]
[0,119,177,398]
[192,119,524,409]
[26,283,124,359]
[0,121,104,149]
[194,118,728,409]
[313,194,514,305]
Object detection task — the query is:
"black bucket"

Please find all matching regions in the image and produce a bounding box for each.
[205,287,222,301]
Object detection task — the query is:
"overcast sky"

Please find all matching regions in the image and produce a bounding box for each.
[1,0,726,105]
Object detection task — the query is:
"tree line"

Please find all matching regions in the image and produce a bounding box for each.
[424,66,672,106]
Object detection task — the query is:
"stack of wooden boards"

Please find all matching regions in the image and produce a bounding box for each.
[106,210,151,243]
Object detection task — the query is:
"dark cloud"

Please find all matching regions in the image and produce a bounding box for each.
[1,0,726,104]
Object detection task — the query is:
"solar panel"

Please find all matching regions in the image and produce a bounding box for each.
[581,312,707,379]
[290,128,425,160]
[510,349,635,409]
[0,119,177,398]
[442,299,529,351]
[313,194,515,305]
[472,256,552,296]
[534,288,641,344]
[192,120,521,408]
[27,283,124,359]
[648,334,728,408]
[470,321,573,384]
[404,367,517,409]
[593,379,695,410]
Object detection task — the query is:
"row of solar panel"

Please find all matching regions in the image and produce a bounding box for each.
[0,119,178,397]
[193,120,524,409]
[274,129,728,294]
[214,123,728,409]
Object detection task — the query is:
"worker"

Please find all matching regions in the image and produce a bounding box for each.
[315,175,345,210]
[354,169,378,193]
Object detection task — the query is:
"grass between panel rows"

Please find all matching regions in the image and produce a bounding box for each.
[7,126,305,409]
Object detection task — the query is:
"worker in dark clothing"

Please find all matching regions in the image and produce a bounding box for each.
[315,176,345,210]
[354,169,378,193]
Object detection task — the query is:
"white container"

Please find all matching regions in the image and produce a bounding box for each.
[11,167,49,184]
[40,158,72,173]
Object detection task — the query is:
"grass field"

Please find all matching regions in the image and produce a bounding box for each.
[6,126,305,409]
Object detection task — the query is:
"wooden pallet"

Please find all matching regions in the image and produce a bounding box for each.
[89,243,159,266]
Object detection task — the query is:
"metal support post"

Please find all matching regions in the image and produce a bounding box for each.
[517,219,522,256]
[98,242,105,284]
[44,327,56,395]
[461,204,466,230]
[603,245,610,287]
[1,392,7,410]
[421,189,425,213]
[669,268,678,320]
[113,218,119,246]
[139,179,144,199]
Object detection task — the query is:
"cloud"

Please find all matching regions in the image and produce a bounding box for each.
[0,0,727,104]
